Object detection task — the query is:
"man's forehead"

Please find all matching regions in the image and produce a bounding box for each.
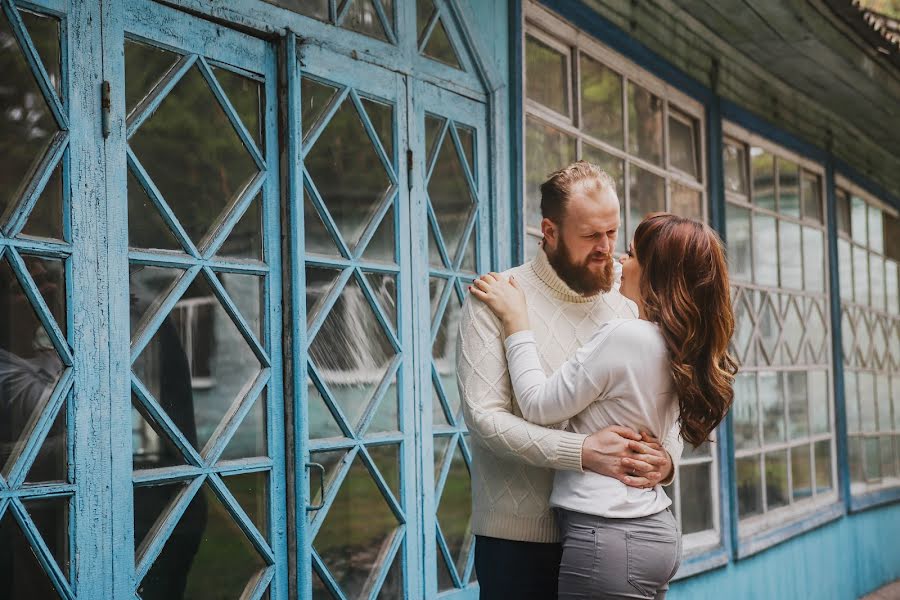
[565,190,620,224]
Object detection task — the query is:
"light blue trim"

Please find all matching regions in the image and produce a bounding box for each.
[736,502,844,559]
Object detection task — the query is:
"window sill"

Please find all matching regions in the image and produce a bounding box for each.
[736,500,844,559]
[850,481,900,513]
[672,544,729,581]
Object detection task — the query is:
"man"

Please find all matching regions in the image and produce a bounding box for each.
[457,161,683,599]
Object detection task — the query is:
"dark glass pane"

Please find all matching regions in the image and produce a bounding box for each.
[361,206,396,264]
[360,97,393,161]
[416,0,434,39]
[305,191,341,258]
[219,392,267,461]
[134,481,187,555]
[301,76,339,139]
[436,441,472,575]
[308,378,344,439]
[759,371,785,444]
[20,160,63,240]
[580,54,622,148]
[24,496,69,577]
[422,18,460,69]
[132,273,262,453]
[778,218,802,288]
[375,553,402,599]
[305,98,391,252]
[129,265,184,337]
[627,82,663,166]
[24,402,66,483]
[455,124,475,177]
[791,444,812,501]
[525,34,567,115]
[368,374,399,435]
[814,440,833,493]
[309,278,396,431]
[218,194,263,262]
[461,229,477,274]
[312,567,335,600]
[342,0,389,42]
[801,173,822,223]
[124,39,179,114]
[18,9,61,98]
[627,165,664,242]
[129,65,259,245]
[765,450,789,509]
[22,255,66,339]
[679,463,713,534]
[777,159,799,217]
[309,449,346,511]
[363,272,397,330]
[733,372,758,450]
[127,170,183,252]
[222,471,269,536]
[725,203,752,282]
[305,266,342,326]
[0,508,61,597]
[315,456,400,599]
[836,190,851,235]
[0,12,59,222]
[437,540,456,591]
[428,220,445,269]
[525,117,576,230]
[433,386,450,427]
[213,271,264,343]
[211,66,263,149]
[724,142,747,195]
[752,213,778,287]
[433,434,451,481]
[138,484,267,600]
[264,0,328,20]
[432,290,462,419]
[132,397,187,470]
[367,443,400,499]
[671,184,702,220]
[0,257,64,478]
[425,114,444,167]
[429,130,474,261]
[751,148,775,210]
[668,113,698,178]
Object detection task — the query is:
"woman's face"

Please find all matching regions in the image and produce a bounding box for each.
[619,242,642,305]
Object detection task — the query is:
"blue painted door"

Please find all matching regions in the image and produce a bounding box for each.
[116,1,288,598]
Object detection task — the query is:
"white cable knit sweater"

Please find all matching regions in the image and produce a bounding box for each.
[456,248,683,543]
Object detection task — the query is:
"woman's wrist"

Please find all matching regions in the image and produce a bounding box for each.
[501,314,529,336]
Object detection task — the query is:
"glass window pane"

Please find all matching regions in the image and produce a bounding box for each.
[803,227,824,293]
[429,127,476,260]
[791,444,812,501]
[726,203,752,282]
[760,372,785,444]
[836,190,851,235]
[845,370,860,433]
[778,221,802,290]
[679,463,713,534]
[627,82,663,166]
[342,0,390,42]
[870,254,885,311]
[733,372,759,450]
[736,456,763,518]
[525,117,576,230]
[579,53,623,148]
[859,372,876,433]
[422,18,461,69]
[838,239,853,303]
[582,144,624,193]
[851,196,867,246]
[876,375,891,433]
[880,435,895,479]
[436,442,473,576]
[853,246,869,306]
[864,437,881,481]
[627,166,664,242]
[786,371,808,439]
[724,142,747,195]
[814,440,833,494]
[777,159,799,217]
[752,213,778,287]
[19,9,62,98]
[886,260,898,315]
[809,370,830,435]
[670,184,703,220]
[751,148,775,210]
[800,173,822,223]
[263,0,328,20]
[668,113,698,178]
[525,35,569,116]
[885,212,900,262]
[868,206,884,254]
[849,435,864,483]
[765,450,789,510]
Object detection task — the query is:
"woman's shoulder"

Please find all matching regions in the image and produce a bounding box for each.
[586,319,667,357]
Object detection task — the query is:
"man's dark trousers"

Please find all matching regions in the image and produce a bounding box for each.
[474,535,563,599]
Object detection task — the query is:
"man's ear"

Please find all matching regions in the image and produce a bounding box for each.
[541,217,559,249]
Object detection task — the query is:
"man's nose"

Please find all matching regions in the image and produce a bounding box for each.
[595,236,610,255]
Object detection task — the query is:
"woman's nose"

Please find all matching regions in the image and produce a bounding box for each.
[618,254,626,264]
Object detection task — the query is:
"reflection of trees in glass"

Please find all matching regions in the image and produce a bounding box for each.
[524,117,575,229]
[580,54,622,147]
[627,82,662,166]
[525,34,568,116]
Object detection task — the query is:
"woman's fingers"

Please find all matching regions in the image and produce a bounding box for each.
[473,278,492,291]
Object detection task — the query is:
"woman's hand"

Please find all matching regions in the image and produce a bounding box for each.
[469,273,529,336]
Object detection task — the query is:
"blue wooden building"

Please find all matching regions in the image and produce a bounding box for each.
[0,0,898,598]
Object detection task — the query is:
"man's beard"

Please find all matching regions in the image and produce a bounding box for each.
[545,237,614,296]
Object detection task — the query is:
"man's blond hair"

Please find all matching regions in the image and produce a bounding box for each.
[540,160,616,223]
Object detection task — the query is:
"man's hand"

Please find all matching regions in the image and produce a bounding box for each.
[581,426,673,489]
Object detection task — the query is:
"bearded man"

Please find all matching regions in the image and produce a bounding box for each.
[457,161,683,600]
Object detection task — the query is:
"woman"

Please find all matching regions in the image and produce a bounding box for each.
[469,213,737,599]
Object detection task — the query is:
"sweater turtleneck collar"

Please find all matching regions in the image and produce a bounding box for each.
[530,246,600,304]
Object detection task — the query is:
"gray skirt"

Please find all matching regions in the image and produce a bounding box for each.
[555,507,682,600]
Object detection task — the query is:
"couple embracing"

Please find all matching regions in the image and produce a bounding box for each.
[457,161,737,599]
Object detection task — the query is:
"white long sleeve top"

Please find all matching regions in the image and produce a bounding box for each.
[504,318,679,518]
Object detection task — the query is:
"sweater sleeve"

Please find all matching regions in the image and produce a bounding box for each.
[456,295,586,472]
[660,421,683,486]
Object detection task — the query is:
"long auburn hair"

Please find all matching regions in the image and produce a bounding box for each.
[632,213,739,447]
